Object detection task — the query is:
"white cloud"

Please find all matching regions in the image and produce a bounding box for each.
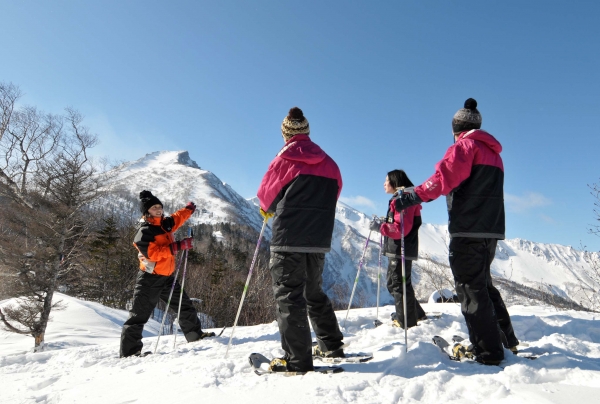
[339,195,377,210]
[539,214,557,224]
[505,192,551,213]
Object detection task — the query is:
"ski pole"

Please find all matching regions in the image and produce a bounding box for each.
[154,250,185,354]
[225,217,268,358]
[400,211,408,352]
[374,232,383,327]
[173,227,193,349]
[343,231,372,328]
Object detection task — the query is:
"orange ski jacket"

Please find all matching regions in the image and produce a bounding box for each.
[133,207,193,276]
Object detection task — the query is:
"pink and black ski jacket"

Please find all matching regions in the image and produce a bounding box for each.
[415,129,505,239]
[381,201,422,260]
[257,134,342,253]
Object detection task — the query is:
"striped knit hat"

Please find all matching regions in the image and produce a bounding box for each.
[452,98,482,134]
[281,107,310,140]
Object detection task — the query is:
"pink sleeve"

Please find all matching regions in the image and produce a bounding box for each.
[415,141,475,202]
[257,158,293,212]
[380,202,419,239]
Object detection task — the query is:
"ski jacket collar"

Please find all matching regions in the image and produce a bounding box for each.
[145,216,162,226]
[277,134,326,165]
[457,129,502,154]
[140,215,175,233]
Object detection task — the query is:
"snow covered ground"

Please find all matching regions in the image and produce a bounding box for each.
[1,293,600,404]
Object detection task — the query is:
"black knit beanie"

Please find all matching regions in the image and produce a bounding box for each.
[281,107,310,141]
[452,98,482,134]
[139,190,162,214]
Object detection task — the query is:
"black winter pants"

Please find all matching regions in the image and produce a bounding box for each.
[387,259,426,328]
[120,271,203,358]
[449,237,519,363]
[269,252,344,372]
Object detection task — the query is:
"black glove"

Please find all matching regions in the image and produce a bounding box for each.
[393,187,423,212]
[369,217,383,232]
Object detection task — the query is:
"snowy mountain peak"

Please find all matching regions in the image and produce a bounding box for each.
[126,150,200,170]
[103,150,265,232]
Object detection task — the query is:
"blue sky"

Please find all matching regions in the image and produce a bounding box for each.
[1,1,599,250]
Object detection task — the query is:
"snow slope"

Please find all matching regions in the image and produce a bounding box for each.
[1,294,600,404]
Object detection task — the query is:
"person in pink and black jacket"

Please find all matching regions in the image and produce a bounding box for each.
[257,107,345,372]
[370,169,426,329]
[393,98,519,365]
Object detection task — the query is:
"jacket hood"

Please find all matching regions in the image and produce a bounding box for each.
[460,129,502,154]
[277,134,326,165]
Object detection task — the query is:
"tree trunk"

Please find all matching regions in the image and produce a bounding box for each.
[33,332,45,352]
[33,230,64,351]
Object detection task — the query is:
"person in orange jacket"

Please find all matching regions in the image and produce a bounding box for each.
[120,190,214,358]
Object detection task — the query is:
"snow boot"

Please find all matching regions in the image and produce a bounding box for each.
[453,343,502,365]
[122,350,152,358]
[452,343,475,360]
[313,345,345,359]
[392,319,404,328]
[186,330,216,342]
[268,358,289,372]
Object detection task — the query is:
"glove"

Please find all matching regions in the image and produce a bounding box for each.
[260,207,274,220]
[171,237,193,254]
[393,187,423,212]
[369,217,383,232]
[185,202,196,213]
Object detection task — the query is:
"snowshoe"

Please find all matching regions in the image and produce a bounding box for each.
[248,353,343,376]
[312,344,373,364]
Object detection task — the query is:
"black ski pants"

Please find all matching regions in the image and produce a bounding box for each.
[269,251,344,372]
[387,259,426,328]
[120,271,203,358]
[449,237,519,363]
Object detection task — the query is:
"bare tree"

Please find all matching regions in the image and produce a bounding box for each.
[414,253,456,303]
[0,105,105,351]
[1,106,63,195]
[0,82,32,207]
[0,82,21,141]
[577,251,600,311]
[590,180,600,237]
[576,179,600,312]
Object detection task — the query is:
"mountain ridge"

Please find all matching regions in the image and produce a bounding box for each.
[102,150,599,309]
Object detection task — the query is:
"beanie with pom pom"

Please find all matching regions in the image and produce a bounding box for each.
[452,98,482,134]
[139,190,163,215]
[281,107,310,140]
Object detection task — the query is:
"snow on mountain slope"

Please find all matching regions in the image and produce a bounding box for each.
[104,151,266,233]
[333,201,600,307]
[2,293,600,404]
[102,151,599,308]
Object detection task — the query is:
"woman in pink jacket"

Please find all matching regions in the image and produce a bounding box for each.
[371,170,425,329]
